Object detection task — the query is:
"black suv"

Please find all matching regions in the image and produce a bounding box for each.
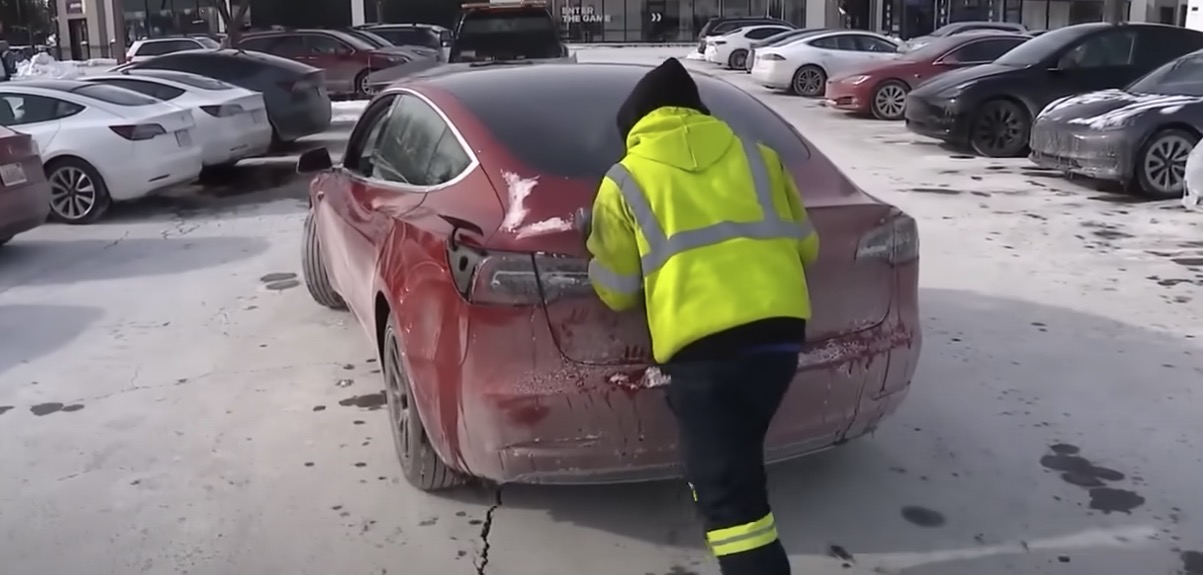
[451,1,571,63]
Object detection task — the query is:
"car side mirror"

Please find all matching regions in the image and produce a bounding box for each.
[297,147,333,173]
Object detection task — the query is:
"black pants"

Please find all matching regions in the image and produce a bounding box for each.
[663,350,797,575]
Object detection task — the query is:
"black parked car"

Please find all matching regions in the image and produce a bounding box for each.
[696,17,792,53]
[1030,49,1203,199]
[905,23,1203,157]
[114,49,332,146]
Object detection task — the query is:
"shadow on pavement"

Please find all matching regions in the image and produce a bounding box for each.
[0,304,103,377]
[490,288,1201,574]
[0,236,270,288]
[94,163,309,224]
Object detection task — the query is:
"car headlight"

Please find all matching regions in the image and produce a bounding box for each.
[845,75,871,85]
[937,83,972,99]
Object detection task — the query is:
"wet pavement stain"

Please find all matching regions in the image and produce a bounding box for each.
[265,279,301,291]
[338,392,386,410]
[949,154,974,159]
[419,517,438,526]
[1172,257,1203,266]
[30,402,64,416]
[0,406,12,416]
[260,272,297,283]
[313,405,326,412]
[354,462,367,467]
[900,505,946,527]
[1181,550,1203,574]
[1039,453,1125,482]
[908,187,961,195]
[1089,488,1145,514]
[828,544,854,562]
[61,404,85,412]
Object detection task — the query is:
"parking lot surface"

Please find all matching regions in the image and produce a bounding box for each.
[1,47,1201,575]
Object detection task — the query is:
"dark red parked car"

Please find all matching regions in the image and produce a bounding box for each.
[297,62,921,490]
[236,29,414,97]
[825,32,1029,120]
[0,126,50,246]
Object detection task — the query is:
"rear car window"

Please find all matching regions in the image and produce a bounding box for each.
[90,78,185,100]
[135,39,198,56]
[459,9,558,35]
[70,83,159,106]
[452,72,810,179]
[193,37,221,49]
[136,70,233,90]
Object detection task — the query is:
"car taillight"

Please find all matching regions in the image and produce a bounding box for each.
[109,123,166,140]
[714,40,727,45]
[856,214,919,264]
[200,104,245,117]
[458,250,591,305]
[761,53,785,61]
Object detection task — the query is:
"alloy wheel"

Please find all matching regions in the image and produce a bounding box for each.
[731,50,747,69]
[971,101,1026,157]
[49,166,97,221]
[1142,134,1193,195]
[359,75,370,96]
[794,67,824,96]
[873,83,907,120]
[385,330,413,464]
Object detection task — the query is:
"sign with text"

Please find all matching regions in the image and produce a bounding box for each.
[560,6,611,23]
[66,0,84,14]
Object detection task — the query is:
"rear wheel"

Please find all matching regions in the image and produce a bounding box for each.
[46,157,111,225]
[727,49,748,70]
[969,99,1030,158]
[383,318,464,491]
[301,209,347,310]
[791,65,826,97]
[354,69,375,98]
[871,80,909,121]
[1135,129,1198,200]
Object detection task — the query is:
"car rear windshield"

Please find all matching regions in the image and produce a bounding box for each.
[194,36,220,49]
[69,83,159,106]
[459,9,557,36]
[452,71,810,179]
[1129,52,1203,95]
[994,25,1086,66]
[141,70,234,90]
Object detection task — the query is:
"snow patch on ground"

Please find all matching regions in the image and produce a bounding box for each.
[331,100,368,123]
[500,171,539,231]
[16,53,81,79]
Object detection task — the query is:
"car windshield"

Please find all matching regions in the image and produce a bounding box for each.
[193,36,220,49]
[450,68,810,179]
[68,83,159,106]
[994,26,1082,66]
[1128,52,1203,95]
[904,35,980,60]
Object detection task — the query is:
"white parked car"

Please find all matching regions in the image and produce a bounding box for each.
[750,30,900,97]
[0,80,202,223]
[126,36,221,63]
[84,71,272,167]
[704,24,795,69]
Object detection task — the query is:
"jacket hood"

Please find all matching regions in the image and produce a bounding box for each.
[616,57,711,142]
[625,107,735,173]
[911,63,1011,97]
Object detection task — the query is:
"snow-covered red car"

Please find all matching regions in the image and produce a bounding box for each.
[296,62,921,490]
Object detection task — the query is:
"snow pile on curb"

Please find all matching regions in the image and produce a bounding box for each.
[332,100,368,124]
[16,53,82,79]
[77,58,118,67]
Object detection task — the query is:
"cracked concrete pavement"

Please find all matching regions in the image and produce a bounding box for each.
[1,47,1202,575]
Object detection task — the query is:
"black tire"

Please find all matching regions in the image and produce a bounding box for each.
[969,99,1031,158]
[383,317,464,491]
[1134,128,1198,200]
[871,80,909,121]
[301,209,347,310]
[791,64,826,97]
[354,69,375,98]
[45,157,112,225]
[727,49,748,70]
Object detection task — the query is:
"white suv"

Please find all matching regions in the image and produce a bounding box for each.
[126,36,220,62]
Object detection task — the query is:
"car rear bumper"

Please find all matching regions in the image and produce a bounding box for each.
[825,81,871,113]
[204,111,274,165]
[109,146,203,201]
[454,316,919,485]
[750,63,791,90]
[271,100,333,143]
[0,179,51,239]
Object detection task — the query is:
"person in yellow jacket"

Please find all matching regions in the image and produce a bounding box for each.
[583,58,819,575]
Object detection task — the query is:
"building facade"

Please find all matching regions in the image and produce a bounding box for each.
[53,0,1187,62]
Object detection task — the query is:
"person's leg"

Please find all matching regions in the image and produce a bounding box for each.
[664,352,798,575]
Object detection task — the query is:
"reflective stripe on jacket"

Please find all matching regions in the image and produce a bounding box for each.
[586,106,819,363]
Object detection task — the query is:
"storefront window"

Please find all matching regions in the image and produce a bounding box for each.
[123,0,217,42]
[602,0,625,40]
[552,0,804,42]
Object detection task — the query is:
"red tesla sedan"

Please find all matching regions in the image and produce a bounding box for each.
[825,32,1029,120]
[0,126,50,246]
[298,62,920,490]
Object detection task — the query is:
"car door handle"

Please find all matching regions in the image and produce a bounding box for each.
[315,190,325,200]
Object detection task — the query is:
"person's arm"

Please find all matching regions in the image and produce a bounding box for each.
[586,175,643,311]
[779,160,820,267]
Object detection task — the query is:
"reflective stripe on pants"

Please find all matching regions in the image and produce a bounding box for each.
[706,512,779,557]
[605,138,814,278]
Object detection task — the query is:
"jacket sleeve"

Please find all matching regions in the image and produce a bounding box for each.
[778,158,820,267]
[586,175,643,311]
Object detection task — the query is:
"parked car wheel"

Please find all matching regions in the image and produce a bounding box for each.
[791,65,826,97]
[969,99,1030,158]
[871,80,909,121]
[1135,128,1198,200]
[45,157,112,225]
[727,49,748,70]
[301,210,347,310]
[383,317,464,491]
[355,69,375,98]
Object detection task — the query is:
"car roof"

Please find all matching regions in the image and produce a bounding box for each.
[10,79,92,91]
[152,48,320,73]
[396,61,722,98]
